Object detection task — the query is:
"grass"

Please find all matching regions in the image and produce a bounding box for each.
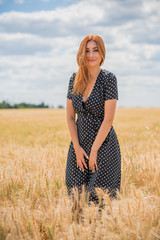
[0,107,160,239]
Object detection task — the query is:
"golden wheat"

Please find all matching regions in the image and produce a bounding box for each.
[0,108,160,240]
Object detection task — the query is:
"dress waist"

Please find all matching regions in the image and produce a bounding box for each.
[76,112,104,129]
[77,111,104,120]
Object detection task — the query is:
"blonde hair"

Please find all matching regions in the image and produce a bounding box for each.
[73,34,106,95]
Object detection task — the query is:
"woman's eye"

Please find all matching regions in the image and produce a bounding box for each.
[86,50,98,53]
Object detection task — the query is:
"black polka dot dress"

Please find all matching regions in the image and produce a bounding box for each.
[65,69,121,203]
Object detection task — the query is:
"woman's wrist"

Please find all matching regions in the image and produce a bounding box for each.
[74,143,80,151]
[91,147,98,152]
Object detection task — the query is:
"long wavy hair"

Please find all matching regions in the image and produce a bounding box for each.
[73,34,106,95]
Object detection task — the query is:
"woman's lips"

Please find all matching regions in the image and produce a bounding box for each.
[88,59,96,62]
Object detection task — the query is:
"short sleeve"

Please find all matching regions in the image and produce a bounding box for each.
[66,73,76,100]
[104,73,119,101]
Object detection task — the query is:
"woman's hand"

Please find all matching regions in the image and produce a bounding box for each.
[74,145,88,171]
[89,149,98,172]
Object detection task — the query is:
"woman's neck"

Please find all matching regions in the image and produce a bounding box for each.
[90,67,101,79]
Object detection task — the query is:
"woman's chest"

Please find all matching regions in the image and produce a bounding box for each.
[72,83,104,114]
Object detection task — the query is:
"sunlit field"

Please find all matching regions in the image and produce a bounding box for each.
[0,108,160,240]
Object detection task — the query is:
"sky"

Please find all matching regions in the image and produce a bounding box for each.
[0,0,160,108]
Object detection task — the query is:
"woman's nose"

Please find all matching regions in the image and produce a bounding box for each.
[88,52,94,57]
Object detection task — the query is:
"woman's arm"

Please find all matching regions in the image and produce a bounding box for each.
[66,99,80,150]
[91,99,117,152]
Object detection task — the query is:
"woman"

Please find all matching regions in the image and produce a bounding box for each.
[65,34,121,205]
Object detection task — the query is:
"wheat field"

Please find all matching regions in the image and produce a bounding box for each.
[0,108,160,240]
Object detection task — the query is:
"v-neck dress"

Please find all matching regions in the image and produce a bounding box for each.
[65,69,121,203]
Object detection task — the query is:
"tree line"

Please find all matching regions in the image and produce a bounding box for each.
[0,101,64,109]
[0,100,50,109]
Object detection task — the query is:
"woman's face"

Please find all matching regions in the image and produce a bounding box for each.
[86,40,102,68]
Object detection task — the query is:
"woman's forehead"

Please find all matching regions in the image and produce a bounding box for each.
[86,40,97,48]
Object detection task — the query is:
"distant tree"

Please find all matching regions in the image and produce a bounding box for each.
[58,105,64,108]
[0,101,12,109]
[37,102,49,108]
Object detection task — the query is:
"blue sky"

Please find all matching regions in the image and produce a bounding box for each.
[0,0,160,108]
[0,0,76,13]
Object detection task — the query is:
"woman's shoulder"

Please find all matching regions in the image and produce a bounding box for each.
[70,72,77,82]
[69,72,77,83]
[70,72,77,77]
[101,69,116,79]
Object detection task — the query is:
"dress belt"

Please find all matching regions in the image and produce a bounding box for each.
[78,111,103,119]
[77,112,113,130]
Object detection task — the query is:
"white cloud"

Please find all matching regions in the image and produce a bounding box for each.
[0,0,160,107]
[0,2,105,37]
[0,32,79,55]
